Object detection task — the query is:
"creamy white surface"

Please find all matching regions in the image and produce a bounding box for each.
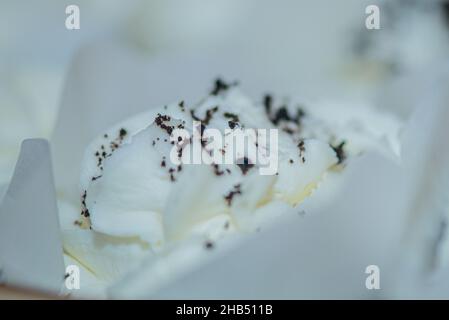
[60,86,402,285]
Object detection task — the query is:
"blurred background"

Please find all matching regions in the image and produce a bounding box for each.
[1,0,448,186]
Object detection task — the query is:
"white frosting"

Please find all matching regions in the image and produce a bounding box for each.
[61,84,402,284]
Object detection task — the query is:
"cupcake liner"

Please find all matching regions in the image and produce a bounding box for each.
[0,139,64,294]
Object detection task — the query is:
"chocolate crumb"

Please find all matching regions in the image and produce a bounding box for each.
[223,112,239,123]
[81,209,90,218]
[224,184,242,206]
[154,113,174,135]
[228,120,237,129]
[119,128,127,139]
[236,157,254,175]
[205,241,214,249]
[263,94,273,114]
[210,78,237,95]
[212,164,225,176]
[178,100,185,111]
[264,94,306,129]
[331,141,346,164]
[298,140,306,163]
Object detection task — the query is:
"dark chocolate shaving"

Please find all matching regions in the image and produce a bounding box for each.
[212,164,225,176]
[331,141,346,164]
[190,106,219,126]
[210,78,237,95]
[119,128,127,139]
[224,184,242,206]
[263,94,306,130]
[228,121,237,129]
[223,112,239,123]
[154,113,174,135]
[236,157,254,175]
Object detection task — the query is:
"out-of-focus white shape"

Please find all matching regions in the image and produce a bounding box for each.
[366,2,449,73]
[126,0,250,52]
[417,266,449,299]
[366,2,449,118]
[389,66,449,297]
[0,139,64,294]
[0,184,6,202]
[0,0,139,186]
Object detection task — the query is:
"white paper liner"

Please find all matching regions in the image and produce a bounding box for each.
[0,139,64,293]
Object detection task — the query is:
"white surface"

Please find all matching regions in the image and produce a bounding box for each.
[0,139,64,293]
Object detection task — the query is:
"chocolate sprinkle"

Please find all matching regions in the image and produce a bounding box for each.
[178,100,185,112]
[224,184,242,206]
[263,95,306,129]
[263,94,273,114]
[236,157,254,175]
[223,112,239,123]
[212,164,225,176]
[119,128,127,139]
[298,140,306,163]
[154,113,174,135]
[210,78,237,96]
[190,106,219,126]
[228,120,237,129]
[331,141,346,164]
